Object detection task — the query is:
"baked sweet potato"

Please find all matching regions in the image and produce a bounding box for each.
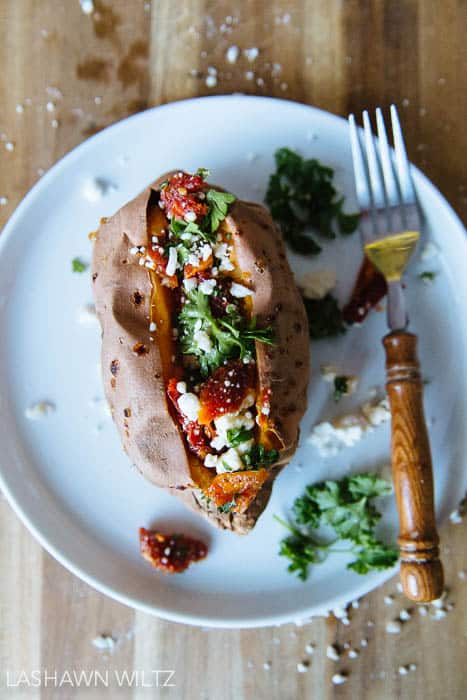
[92,169,310,534]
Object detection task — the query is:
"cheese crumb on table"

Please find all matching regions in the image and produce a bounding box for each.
[299,268,336,299]
[92,634,116,652]
[25,401,56,420]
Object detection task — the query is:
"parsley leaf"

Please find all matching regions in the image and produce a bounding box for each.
[418,270,437,284]
[72,257,88,273]
[217,500,237,513]
[276,472,398,580]
[227,427,254,447]
[206,189,236,233]
[333,376,349,401]
[243,444,279,468]
[196,167,210,180]
[265,148,360,255]
[303,293,347,339]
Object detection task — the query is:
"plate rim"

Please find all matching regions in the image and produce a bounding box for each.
[0,94,465,628]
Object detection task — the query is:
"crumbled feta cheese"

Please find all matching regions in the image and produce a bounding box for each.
[25,401,56,420]
[321,364,338,382]
[205,73,217,88]
[200,243,212,261]
[216,447,245,473]
[188,252,200,267]
[204,453,219,469]
[177,393,200,422]
[213,242,234,271]
[80,0,94,14]
[193,328,213,353]
[244,47,259,62]
[385,620,402,634]
[348,649,359,659]
[184,210,197,223]
[77,303,97,324]
[326,645,340,661]
[165,246,178,277]
[309,396,391,456]
[176,382,187,394]
[449,508,463,524]
[420,241,439,261]
[184,277,198,292]
[362,397,390,426]
[308,419,365,456]
[399,609,412,621]
[299,269,336,299]
[211,405,255,451]
[230,282,253,298]
[331,673,348,685]
[226,45,240,64]
[199,278,217,295]
[92,634,116,652]
[82,177,117,202]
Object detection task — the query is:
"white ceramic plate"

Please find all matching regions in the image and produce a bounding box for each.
[0,96,466,628]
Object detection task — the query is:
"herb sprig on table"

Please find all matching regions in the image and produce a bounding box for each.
[302,293,347,340]
[275,472,398,581]
[265,148,360,255]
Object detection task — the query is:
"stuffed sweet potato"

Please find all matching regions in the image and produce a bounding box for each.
[92,169,310,533]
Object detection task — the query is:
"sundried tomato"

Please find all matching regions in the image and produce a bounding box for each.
[198,360,256,425]
[159,172,208,222]
[139,528,207,574]
[166,378,212,458]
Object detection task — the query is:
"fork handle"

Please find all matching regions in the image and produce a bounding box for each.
[383,331,444,602]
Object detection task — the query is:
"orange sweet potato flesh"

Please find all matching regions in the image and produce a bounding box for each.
[206,469,269,514]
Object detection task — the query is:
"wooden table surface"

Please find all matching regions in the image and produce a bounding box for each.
[1,2,466,698]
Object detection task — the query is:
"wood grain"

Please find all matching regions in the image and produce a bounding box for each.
[0,1,466,699]
[384,331,443,602]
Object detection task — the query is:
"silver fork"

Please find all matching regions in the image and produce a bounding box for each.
[348,106,444,603]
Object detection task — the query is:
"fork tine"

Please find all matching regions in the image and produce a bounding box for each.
[375,107,404,231]
[390,104,416,205]
[348,114,375,242]
[348,114,371,210]
[362,110,387,235]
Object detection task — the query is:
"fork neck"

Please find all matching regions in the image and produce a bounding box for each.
[387,280,408,331]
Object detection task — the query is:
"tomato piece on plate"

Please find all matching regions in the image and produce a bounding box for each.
[139,528,208,574]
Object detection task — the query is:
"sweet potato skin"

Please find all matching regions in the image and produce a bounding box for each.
[92,176,310,533]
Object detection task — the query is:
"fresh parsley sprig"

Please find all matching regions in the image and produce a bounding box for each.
[275,472,398,581]
[265,148,360,255]
[206,190,236,233]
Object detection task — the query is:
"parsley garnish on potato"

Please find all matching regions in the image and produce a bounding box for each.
[178,288,274,377]
[275,472,398,581]
[265,148,360,255]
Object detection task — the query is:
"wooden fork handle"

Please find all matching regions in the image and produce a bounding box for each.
[383,331,444,602]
